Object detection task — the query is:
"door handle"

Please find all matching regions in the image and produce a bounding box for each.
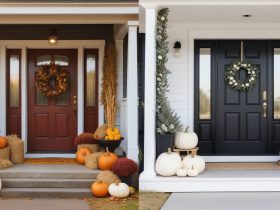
[73,96,77,120]
[263,102,267,118]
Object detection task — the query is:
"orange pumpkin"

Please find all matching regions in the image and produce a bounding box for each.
[98,148,118,170]
[91,181,109,197]
[76,147,92,164]
[0,136,7,149]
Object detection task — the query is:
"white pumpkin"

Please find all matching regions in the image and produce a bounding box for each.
[182,151,205,173]
[108,181,130,198]
[174,127,198,150]
[176,168,188,177]
[187,166,200,177]
[155,148,182,176]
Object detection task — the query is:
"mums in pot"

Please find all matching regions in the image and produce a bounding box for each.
[174,126,198,150]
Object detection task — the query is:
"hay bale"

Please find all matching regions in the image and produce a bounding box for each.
[6,135,24,164]
[0,147,10,160]
[0,159,13,169]
[96,170,120,185]
[94,124,108,140]
[85,153,98,170]
[77,144,99,153]
[91,152,104,161]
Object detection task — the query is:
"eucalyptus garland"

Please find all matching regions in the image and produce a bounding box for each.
[156,8,182,134]
[224,61,258,91]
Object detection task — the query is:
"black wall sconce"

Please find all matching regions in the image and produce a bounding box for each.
[173,41,181,57]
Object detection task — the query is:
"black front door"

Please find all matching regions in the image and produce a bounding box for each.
[195,40,280,155]
[217,41,267,155]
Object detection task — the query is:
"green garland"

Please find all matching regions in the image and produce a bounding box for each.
[224,61,258,91]
[156,8,182,134]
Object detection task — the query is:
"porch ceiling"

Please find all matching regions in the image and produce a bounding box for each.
[140,1,280,24]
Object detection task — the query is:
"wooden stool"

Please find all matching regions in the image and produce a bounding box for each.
[173,147,199,158]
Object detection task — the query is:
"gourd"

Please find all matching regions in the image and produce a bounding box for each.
[176,167,188,177]
[186,166,200,177]
[105,128,121,141]
[182,150,205,173]
[76,147,92,164]
[0,136,7,149]
[91,181,109,197]
[94,124,108,140]
[155,148,182,176]
[98,147,118,170]
[174,126,198,150]
[108,181,130,198]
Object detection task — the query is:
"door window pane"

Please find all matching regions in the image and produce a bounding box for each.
[36,89,48,105]
[36,55,52,66]
[56,92,69,105]
[54,55,69,66]
[86,54,96,107]
[9,55,20,107]
[199,48,211,120]
[274,49,280,119]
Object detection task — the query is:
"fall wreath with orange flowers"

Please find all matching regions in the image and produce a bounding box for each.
[35,62,69,97]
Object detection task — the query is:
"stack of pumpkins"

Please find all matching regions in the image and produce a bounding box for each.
[76,147,136,198]
[155,127,205,177]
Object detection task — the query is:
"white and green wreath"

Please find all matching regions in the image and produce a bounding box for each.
[224,61,258,91]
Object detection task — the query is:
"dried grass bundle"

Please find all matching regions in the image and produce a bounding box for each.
[101,42,118,128]
[0,159,13,169]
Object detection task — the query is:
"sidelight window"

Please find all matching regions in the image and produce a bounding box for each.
[199,48,211,120]
[274,49,280,119]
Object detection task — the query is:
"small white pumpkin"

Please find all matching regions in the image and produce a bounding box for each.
[182,150,205,173]
[108,181,130,198]
[174,126,198,150]
[176,168,188,177]
[155,148,182,176]
[187,166,200,177]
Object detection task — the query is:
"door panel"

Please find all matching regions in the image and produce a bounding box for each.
[195,40,272,155]
[28,49,77,152]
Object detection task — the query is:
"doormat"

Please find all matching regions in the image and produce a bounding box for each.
[24,158,77,164]
[206,162,280,170]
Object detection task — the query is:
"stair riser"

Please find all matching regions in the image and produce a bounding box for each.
[2,180,93,188]
[0,173,97,179]
[0,191,92,198]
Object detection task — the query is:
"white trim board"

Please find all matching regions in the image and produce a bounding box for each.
[203,156,280,162]
[0,40,105,157]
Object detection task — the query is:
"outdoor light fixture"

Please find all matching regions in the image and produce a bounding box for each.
[242,14,252,18]
[173,41,182,57]
[48,28,58,45]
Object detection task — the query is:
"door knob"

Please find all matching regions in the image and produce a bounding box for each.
[73,96,77,120]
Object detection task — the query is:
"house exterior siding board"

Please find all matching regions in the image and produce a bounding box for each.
[0,0,138,2]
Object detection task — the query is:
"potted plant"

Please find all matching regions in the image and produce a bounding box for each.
[98,42,123,152]
[155,8,182,158]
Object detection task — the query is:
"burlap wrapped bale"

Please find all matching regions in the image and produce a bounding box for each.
[85,153,98,170]
[0,159,13,169]
[0,146,10,160]
[77,144,99,153]
[6,135,24,164]
[96,170,120,185]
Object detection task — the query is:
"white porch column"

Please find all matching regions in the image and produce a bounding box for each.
[0,43,6,136]
[126,21,139,162]
[140,6,157,186]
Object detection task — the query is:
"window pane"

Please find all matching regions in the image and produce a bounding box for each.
[199,48,211,120]
[9,55,20,107]
[56,92,69,105]
[86,54,96,107]
[274,49,280,119]
[54,55,69,66]
[37,55,51,66]
[36,89,48,105]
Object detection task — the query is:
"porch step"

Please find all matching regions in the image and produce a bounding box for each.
[0,188,92,198]
[2,178,93,188]
[0,164,99,198]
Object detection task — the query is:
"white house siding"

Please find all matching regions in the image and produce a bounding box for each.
[165,24,189,128]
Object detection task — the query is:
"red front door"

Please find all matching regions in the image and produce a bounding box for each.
[28,49,77,152]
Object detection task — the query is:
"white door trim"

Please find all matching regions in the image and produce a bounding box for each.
[0,40,105,157]
[188,28,280,161]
